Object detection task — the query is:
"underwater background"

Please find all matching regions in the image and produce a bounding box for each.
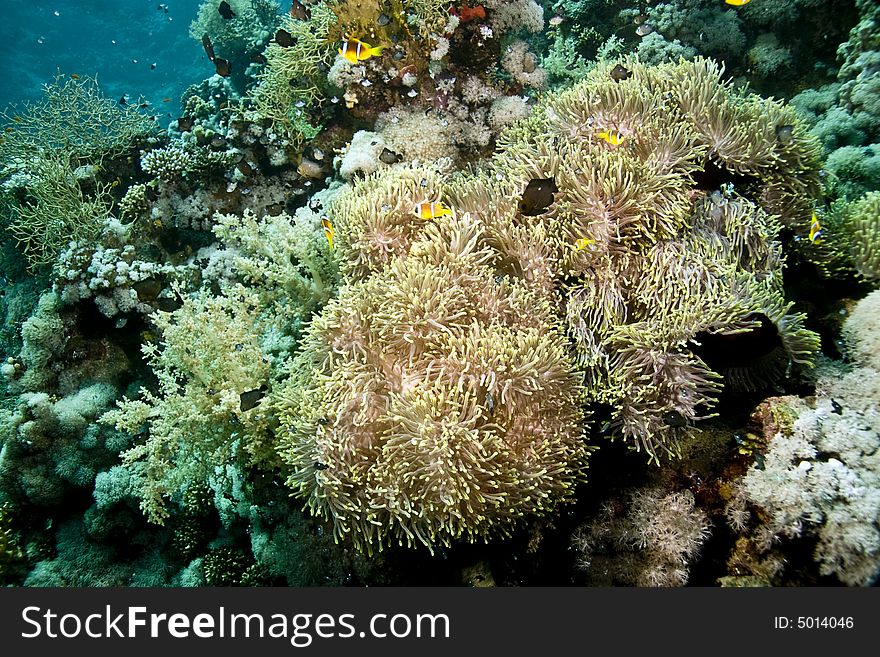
[0,0,878,587]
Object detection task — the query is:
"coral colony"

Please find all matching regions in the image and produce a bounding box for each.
[0,0,878,586]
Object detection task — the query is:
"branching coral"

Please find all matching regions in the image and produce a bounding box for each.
[189,0,280,67]
[722,291,880,587]
[572,487,710,586]
[0,74,154,269]
[212,203,340,331]
[251,3,337,138]
[2,154,112,269]
[0,73,156,163]
[101,286,277,524]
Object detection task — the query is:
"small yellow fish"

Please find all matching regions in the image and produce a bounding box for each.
[574,238,596,251]
[808,211,823,244]
[110,178,121,188]
[724,0,752,5]
[322,217,334,249]
[413,201,453,220]
[70,73,80,80]
[338,38,385,64]
[597,129,624,146]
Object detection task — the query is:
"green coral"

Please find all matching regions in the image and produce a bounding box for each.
[212,206,340,332]
[2,154,111,268]
[0,73,156,163]
[101,285,276,524]
[807,191,880,282]
[0,74,155,269]
[189,0,280,63]
[250,3,337,139]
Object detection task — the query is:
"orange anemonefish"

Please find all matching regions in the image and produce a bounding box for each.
[339,38,385,64]
[322,218,334,249]
[597,130,625,146]
[574,238,596,251]
[413,201,453,220]
[808,211,823,244]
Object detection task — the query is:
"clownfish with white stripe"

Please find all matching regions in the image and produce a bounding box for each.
[808,210,823,244]
[597,129,625,147]
[322,218,335,249]
[339,37,385,64]
[413,201,453,220]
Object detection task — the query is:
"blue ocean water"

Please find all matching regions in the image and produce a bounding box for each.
[0,0,208,118]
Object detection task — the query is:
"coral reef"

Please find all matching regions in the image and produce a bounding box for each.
[572,487,710,586]
[725,290,880,586]
[100,285,277,524]
[1,0,869,587]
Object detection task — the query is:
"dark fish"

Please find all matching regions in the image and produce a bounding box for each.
[218,1,236,20]
[775,124,794,146]
[133,279,162,302]
[376,13,391,26]
[150,62,157,70]
[177,116,195,132]
[210,135,228,150]
[240,386,267,412]
[214,57,232,77]
[610,63,631,82]
[265,201,285,216]
[250,51,267,64]
[275,28,296,47]
[518,177,558,216]
[831,398,843,414]
[119,95,128,106]
[202,33,215,61]
[379,148,402,164]
[314,462,329,470]
[662,410,687,427]
[635,23,654,37]
[236,159,256,177]
[290,0,311,20]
